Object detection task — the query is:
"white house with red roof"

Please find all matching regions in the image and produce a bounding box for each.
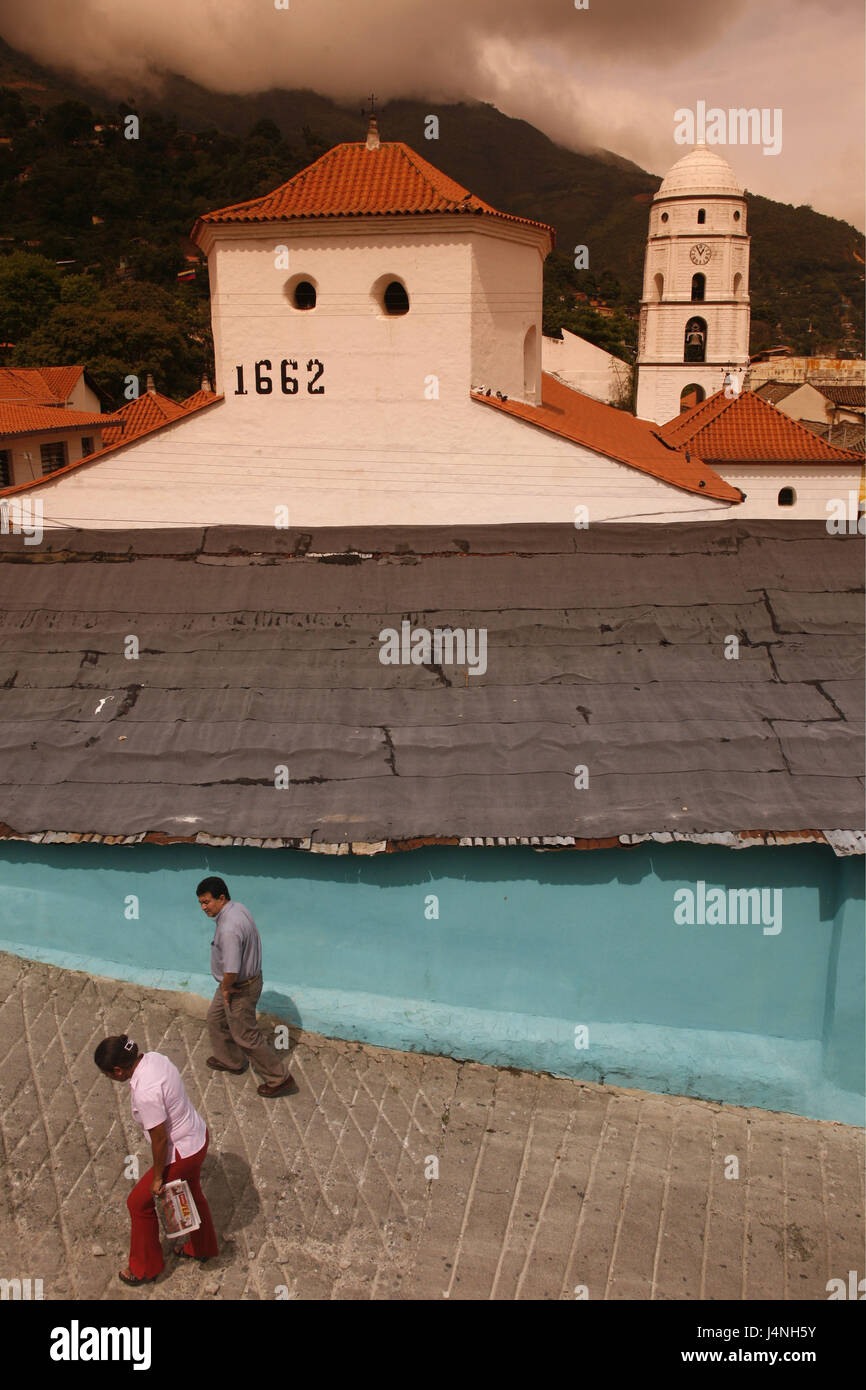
[0,366,119,489]
[659,389,865,519]
[0,123,857,526]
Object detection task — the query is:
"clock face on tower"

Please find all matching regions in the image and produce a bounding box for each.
[690,244,712,265]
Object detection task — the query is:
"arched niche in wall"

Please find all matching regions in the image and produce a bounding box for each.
[679,383,705,412]
[523,324,538,400]
[370,274,410,316]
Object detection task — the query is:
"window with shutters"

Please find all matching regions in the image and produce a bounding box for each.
[41,441,68,475]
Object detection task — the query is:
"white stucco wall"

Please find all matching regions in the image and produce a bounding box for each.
[712,463,865,520]
[541,330,631,405]
[66,377,102,413]
[204,215,545,412]
[470,233,544,401]
[23,393,735,528]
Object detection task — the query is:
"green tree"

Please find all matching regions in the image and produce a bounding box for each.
[0,252,62,344]
[0,87,28,135]
[12,279,208,400]
[42,100,95,145]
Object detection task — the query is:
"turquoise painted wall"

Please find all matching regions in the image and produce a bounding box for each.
[0,841,862,1123]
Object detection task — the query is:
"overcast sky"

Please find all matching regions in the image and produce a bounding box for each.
[1,0,863,229]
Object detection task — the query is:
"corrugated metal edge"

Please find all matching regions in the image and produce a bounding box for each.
[819,829,866,857]
[0,824,861,854]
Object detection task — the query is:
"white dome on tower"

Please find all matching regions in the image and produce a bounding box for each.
[657,146,743,198]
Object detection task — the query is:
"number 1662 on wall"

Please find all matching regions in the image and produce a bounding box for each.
[234,359,324,395]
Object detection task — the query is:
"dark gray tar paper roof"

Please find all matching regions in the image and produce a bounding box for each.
[0,522,863,852]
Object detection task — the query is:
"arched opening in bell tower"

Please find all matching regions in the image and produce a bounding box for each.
[684,317,707,363]
[680,383,705,412]
[691,273,705,303]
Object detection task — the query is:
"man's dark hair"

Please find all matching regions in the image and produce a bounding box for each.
[197,876,230,901]
[94,1034,140,1072]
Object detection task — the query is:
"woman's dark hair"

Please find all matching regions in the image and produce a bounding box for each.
[196,876,229,900]
[94,1035,140,1072]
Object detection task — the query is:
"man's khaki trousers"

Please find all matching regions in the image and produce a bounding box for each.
[207,973,287,1086]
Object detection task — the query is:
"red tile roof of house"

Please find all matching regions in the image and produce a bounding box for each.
[818,384,865,409]
[99,390,189,448]
[753,379,799,406]
[473,374,742,502]
[0,366,86,405]
[0,403,121,438]
[193,140,554,244]
[659,388,863,463]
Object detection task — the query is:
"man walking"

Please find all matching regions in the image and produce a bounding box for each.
[196,876,295,1099]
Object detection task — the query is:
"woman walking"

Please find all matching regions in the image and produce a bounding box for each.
[94,1034,219,1286]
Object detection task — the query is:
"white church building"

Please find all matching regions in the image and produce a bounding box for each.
[1,125,860,528]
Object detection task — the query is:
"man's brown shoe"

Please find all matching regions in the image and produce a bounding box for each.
[207,1056,245,1074]
[257,1075,296,1098]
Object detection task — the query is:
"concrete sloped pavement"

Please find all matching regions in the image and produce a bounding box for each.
[0,951,862,1301]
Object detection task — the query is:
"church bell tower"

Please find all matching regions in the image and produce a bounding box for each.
[635,144,750,425]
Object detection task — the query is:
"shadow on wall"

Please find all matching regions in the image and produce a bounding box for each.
[260,991,303,1048]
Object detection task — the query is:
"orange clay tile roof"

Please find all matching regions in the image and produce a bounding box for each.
[473,374,742,503]
[0,403,120,438]
[193,141,555,243]
[819,385,865,409]
[0,366,85,405]
[180,387,218,410]
[658,389,863,463]
[99,391,189,449]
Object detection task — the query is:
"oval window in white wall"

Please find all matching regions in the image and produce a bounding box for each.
[285,274,318,310]
[383,280,409,315]
[293,280,317,310]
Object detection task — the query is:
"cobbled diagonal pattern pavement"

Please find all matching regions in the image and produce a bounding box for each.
[0,952,863,1301]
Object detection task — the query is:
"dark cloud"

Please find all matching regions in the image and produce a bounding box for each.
[1,0,862,225]
[0,0,752,99]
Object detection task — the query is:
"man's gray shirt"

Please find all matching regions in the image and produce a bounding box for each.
[210,900,262,982]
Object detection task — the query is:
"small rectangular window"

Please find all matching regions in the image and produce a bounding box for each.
[40,441,68,475]
[0,449,11,487]
[80,436,95,457]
